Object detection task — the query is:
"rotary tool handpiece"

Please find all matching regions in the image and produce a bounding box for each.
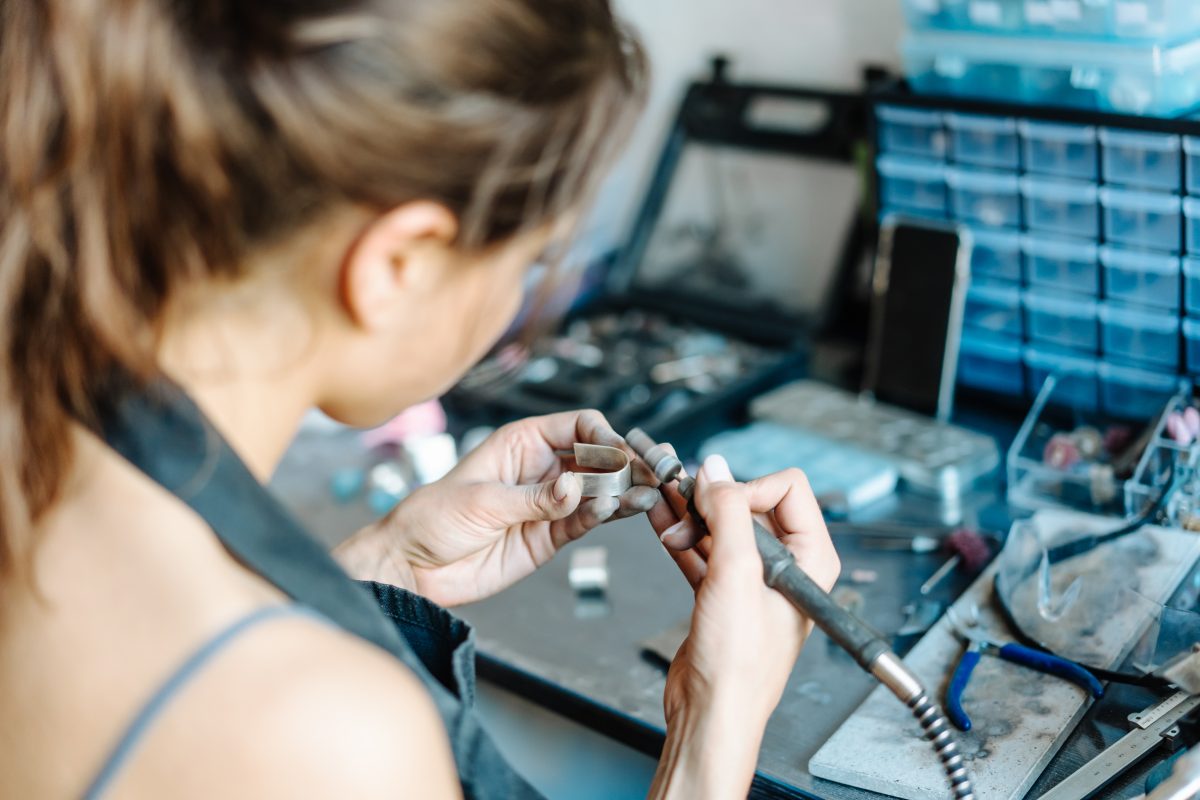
[624,429,974,800]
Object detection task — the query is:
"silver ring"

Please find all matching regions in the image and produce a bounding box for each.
[570,443,632,497]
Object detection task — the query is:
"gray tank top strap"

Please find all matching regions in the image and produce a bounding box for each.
[82,604,324,800]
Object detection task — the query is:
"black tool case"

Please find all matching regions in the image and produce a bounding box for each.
[445,59,872,445]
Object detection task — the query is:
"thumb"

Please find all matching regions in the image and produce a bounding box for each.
[494,472,582,525]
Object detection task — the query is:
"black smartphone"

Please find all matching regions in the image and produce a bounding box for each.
[862,215,972,421]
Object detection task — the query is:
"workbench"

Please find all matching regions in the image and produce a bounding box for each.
[272,406,1197,800]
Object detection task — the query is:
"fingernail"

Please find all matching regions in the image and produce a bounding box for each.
[659,519,688,543]
[554,472,578,502]
[702,454,733,483]
[592,497,620,521]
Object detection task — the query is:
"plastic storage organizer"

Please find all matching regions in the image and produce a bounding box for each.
[902,0,1200,41]
[874,85,1200,420]
[902,32,1200,116]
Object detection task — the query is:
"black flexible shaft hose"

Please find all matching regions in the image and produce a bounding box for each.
[625,429,975,799]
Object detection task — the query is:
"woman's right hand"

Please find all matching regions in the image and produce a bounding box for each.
[646,455,840,799]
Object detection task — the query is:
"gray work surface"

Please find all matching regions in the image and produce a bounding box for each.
[273,422,1194,800]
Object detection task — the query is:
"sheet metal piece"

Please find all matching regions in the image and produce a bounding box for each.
[571,443,632,498]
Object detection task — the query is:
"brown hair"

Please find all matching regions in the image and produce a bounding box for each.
[0,0,645,571]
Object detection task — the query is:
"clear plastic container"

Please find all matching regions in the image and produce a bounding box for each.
[1020,177,1099,239]
[1100,187,1183,253]
[1107,0,1200,42]
[1185,317,1200,374]
[1023,235,1100,295]
[876,156,948,217]
[900,0,970,30]
[1024,0,1111,36]
[947,167,1020,227]
[876,105,948,160]
[1099,129,1182,192]
[958,333,1024,395]
[947,113,1019,168]
[1023,346,1100,412]
[966,283,1023,337]
[902,32,1200,116]
[969,226,1023,283]
[1184,257,1200,315]
[1020,121,1098,181]
[1099,302,1180,369]
[1100,246,1181,310]
[1184,197,1200,254]
[1024,291,1100,351]
[1099,362,1179,420]
[1185,136,1200,195]
[903,0,1200,40]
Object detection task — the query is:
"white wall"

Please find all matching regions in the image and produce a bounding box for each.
[586,0,905,252]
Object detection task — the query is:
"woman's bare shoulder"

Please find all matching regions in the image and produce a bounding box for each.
[134,612,463,799]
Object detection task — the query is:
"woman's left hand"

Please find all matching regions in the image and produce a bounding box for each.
[334,410,659,607]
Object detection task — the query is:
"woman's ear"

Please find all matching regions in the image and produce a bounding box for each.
[339,201,460,331]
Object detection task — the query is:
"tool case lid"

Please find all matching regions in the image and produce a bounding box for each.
[607,58,869,347]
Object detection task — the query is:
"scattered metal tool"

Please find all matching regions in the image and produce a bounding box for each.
[945,607,1104,732]
[568,545,611,620]
[1038,691,1200,800]
[568,443,632,498]
[567,546,609,594]
[625,427,976,800]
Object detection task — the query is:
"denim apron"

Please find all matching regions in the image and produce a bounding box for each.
[94,382,543,799]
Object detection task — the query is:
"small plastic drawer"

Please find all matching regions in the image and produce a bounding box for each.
[1185,197,1200,254]
[901,0,970,30]
[1019,121,1098,181]
[1021,177,1099,239]
[877,156,948,217]
[1107,0,1200,42]
[965,283,1022,337]
[1024,291,1099,352]
[947,167,1020,228]
[1185,136,1200,195]
[1099,302,1180,369]
[1024,0,1108,36]
[1100,187,1183,254]
[1185,257,1200,315]
[1100,129,1182,192]
[958,333,1024,396]
[877,105,947,159]
[969,226,1022,283]
[1101,246,1181,311]
[1099,362,1178,420]
[1023,346,1100,412]
[960,0,1024,31]
[1186,317,1200,374]
[904,32,1200,117]
[947,113,1019,169]
[1023,235,1099,295]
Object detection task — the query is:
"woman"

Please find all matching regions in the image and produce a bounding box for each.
[0,1,840,798]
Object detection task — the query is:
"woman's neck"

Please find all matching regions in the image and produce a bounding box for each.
[157,296,323,482]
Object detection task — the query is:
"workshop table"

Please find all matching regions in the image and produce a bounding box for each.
[272,412,1196,800]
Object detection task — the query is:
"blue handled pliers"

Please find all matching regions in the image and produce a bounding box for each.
[946,618,1104,732]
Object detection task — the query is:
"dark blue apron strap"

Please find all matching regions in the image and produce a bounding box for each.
[95,383,417,673]
[92,380,545,800]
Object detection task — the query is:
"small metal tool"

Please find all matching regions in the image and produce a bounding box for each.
[569,443,632,498]
[945,608,1104,732]
[625,427,976,800]
[1038,691,1200,800]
